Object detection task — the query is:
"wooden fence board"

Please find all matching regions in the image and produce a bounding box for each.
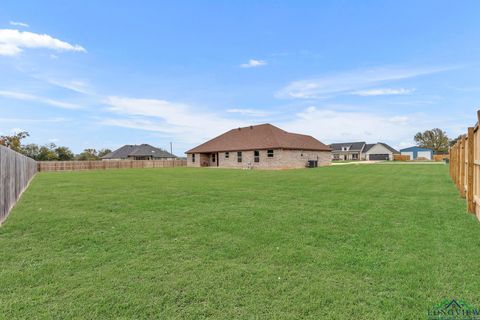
[37,159,187,172]
[467,127,475,213]
[459,135,466,197]
[0,146,37,224]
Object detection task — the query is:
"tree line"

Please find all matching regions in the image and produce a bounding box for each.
[0,131,111,161]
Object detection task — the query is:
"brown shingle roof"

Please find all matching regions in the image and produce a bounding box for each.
[186,124,331,153]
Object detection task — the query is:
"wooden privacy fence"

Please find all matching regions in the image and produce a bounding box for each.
[434,154,450,162]
[394,154,410,161]
[0,145,37,224]
[393,154,447,162]
[449,110,480,220]
[37,159,187,172]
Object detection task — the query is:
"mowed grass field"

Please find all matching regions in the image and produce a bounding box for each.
[1,164,479,319]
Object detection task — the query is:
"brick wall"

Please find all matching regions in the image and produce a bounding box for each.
[187,149,331,169]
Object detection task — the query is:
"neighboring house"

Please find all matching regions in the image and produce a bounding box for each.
[330,141,399,161]
[330,142,366,160]
[102,144,177,160]
[400,146,433,160]
[363,143,399,161]
[185,124,332,169]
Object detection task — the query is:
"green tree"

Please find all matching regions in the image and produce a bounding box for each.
[0,131,29,152]
[21,143,40,160]
[414,128,450,153]
[55,146,75,161]
[37,143,59,161]
[76,149,99,161]
[98,148,112,158]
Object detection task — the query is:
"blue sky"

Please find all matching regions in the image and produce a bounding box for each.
[1,1,479,155]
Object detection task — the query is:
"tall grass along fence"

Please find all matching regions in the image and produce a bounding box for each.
[449,110,480,220]
[0,146,37,224]
[37,159,187,172]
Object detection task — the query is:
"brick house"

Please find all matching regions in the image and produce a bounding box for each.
[185,124,331,169]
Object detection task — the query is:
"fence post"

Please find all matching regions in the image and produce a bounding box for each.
[467,127,475,213]
[452,145,458,182]
[458,142,461,190]
[460,136,466,197]
[456,144,459,186]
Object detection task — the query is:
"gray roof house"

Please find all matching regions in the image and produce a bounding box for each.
[102,144,177,160]
[330,142,366,160]
[330,141,399,161]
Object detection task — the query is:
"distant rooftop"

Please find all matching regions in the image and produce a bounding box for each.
[102,144,176,159]
[329,142,366,152]
[364,143,399,154]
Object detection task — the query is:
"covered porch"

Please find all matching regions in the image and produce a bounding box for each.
[193,152,220,167]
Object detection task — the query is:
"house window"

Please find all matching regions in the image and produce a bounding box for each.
[254,150,260,162]
[225,152,229,158]
[192,154,195,162]
[212,153,216,162]
[352,153,358,160]
[342,146,349,151]
[267,149,274,158]
[237,151,242,162]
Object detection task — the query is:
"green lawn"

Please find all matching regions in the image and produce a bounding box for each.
[1,165,479,319]
[331,160,359,163]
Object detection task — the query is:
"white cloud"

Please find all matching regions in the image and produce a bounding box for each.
[10,127,26,134]
[351,88,415,96]
[226,108,271,117]
[0,43,21,55]
[279,106,421,149]
[98,94,467,152]
[398,141,415,149]
[276,66,449,99]
[388,116,410,125]
[45,78,92,94]
[0,117,68,123]
[103,96,250,143]
[0,90,82,109]
[9,21,29,28]
[240,59,267,68]
[101,96,430,151]
[0,29,86,56]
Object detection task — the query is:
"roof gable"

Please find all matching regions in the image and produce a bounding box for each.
[330,142,366,151]
[186,124,331,153]
[364,143,399,154]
